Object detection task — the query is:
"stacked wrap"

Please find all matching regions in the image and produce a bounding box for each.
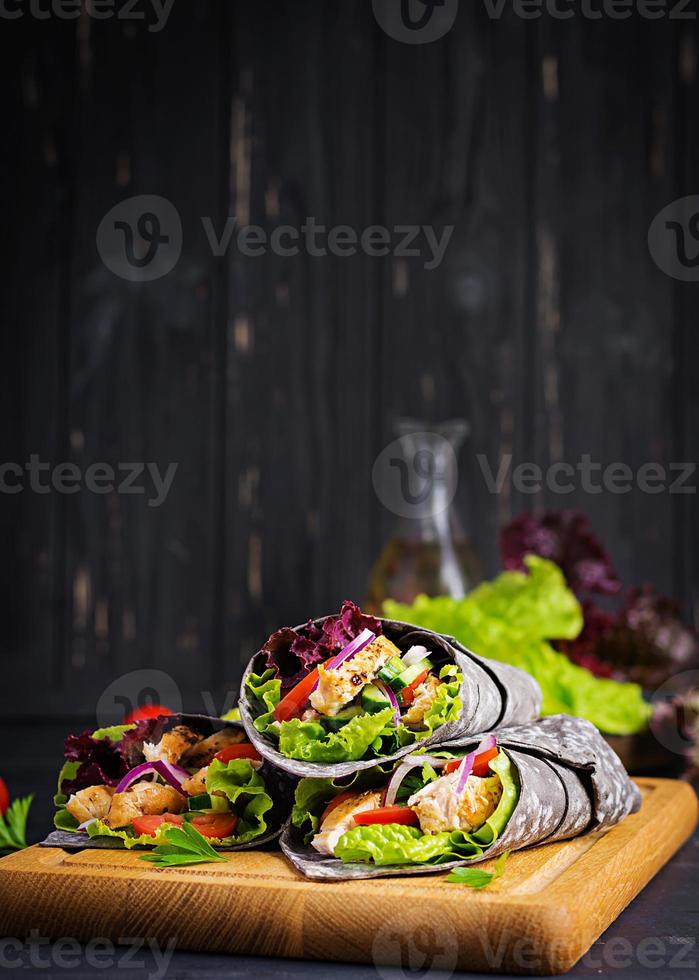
[47,713,295,851]
[279,714,642,880]
[239,616,543,779]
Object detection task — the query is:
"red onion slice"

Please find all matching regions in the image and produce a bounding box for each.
[115,760,189,796]
[375,679,401,728]
[325,629,376,671]
[76,817,97,833]
[382,753,449,807]
[401,645,430,668]
[455,734,498,795]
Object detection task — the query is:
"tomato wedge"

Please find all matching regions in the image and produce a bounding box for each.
[190,813,238,839]
[399,670,429,706]
[444,746,499,777]
[0,778,9,817]
[320,791,355,824]
[124,704,174,724]
[214,743,262,764]
[353,805,419,827]
[273,667,321,722]
[132,813,184,837]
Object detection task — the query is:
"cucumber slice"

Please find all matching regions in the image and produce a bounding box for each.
[320,705,363,732]
[388,661,432,692]
[362,683,391,714]
[187,793,212,811]
[377,656,404,685]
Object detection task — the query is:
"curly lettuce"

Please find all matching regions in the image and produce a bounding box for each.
[385,556,651,735]
[85,758,273,848]
[333,750,518,866]
[245,665,463,763]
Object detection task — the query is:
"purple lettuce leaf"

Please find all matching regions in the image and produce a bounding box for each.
[262,600,383,691]
[500,510,621,597]
[61,718,166,795]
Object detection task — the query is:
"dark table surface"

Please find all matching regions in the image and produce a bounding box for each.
[1,721,697,979]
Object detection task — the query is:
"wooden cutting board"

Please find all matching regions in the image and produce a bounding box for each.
[0,778,695,976]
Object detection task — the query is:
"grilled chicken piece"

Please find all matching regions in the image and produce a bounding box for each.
[105,781,186,829]
[311,790,383,856]
[65,785,115,824]
[402,674,442,728]
[309,636,401,717]
[181,767,208,796]
[180,727,246,768]
[408,771,502,835]
[142,725,202,765]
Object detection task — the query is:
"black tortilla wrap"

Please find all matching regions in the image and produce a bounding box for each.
[279,713,639,881]
[45,713,295,851]
[240,616,542,779]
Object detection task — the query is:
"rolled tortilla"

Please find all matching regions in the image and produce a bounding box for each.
[280,714,640,880]
[240,615,542,779]
[47,713,295,851]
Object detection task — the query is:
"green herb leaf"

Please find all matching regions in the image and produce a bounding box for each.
[0,795,33,854]
[138,821,228,869]
[446,849,510,888]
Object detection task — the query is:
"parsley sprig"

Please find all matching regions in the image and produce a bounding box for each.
[0,795,33,856]
[446,849,510,889]
[139,821,228,869]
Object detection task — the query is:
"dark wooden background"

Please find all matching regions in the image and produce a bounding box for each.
[2,0,698,729]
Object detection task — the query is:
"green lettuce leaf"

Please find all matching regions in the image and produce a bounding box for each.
[246,665,463,764]
[245,670,282,736]
[79,759,273,848]
[334,824,482,866]
[306,750,518,867]
[384,556,651,735]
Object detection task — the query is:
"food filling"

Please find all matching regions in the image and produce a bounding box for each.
[294,740,518,866]
[58,723,272,847]
[245,601,464,763]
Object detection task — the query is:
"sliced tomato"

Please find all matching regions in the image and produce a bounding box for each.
[190,813,238,839]
[214,743,262,764]
[0,778,9,817]
[124,704,174,724]
[353,805,419,827]
[273,667,321,723]
[320,791,355,824]
[132,813,184,837]
[399,670,429,706]
[444,746,499,777]
[472,746,499,776]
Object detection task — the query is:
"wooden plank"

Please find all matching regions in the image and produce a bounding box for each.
[378,5,531,579]
[52,3,227,716]
[529,16,677,595]
[0,778,695,976]
[0,21,74,714]
[221,0,380,687]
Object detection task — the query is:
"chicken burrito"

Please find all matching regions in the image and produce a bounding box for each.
[239,601,542,778]
[50,714,294,850]
[280,714,641,879]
